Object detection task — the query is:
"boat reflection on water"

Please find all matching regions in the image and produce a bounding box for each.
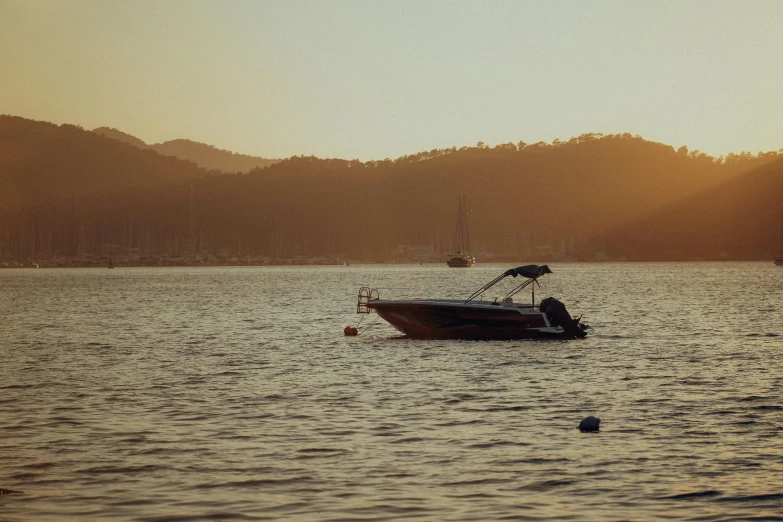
[356,265,587,340]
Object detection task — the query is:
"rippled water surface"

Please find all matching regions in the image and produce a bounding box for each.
[1,263,782,521]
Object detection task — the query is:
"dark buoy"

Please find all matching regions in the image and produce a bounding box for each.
[579,416,601,432]
[344,326,358,336]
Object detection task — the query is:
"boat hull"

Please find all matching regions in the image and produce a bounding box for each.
[368,300,577,340]
[447,255,475,268]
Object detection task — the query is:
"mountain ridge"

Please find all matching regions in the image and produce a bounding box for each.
[2,115,782,262]
[0,115,209,213]
[92,126,279,173]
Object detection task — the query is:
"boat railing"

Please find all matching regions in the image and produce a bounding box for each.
[357,287,379,314]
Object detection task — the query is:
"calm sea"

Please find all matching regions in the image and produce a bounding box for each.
[1,263,782,521]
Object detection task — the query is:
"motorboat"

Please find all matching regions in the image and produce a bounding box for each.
[356,265,587,339]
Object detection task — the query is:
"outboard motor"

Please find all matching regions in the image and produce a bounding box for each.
[539,297,587,339]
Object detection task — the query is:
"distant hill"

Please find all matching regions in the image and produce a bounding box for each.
[151,139,279,173]
[92,127,279,173]
[3,116,782,262]
[92,126,148,149]
[0,115,209,213]
[173,137,779,260]
[603,157,783,260]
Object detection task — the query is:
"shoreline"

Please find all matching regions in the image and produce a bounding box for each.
[1,259,779,269]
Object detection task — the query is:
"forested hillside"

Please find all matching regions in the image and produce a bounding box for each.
[0,116,209,213]
[2,116,781,263]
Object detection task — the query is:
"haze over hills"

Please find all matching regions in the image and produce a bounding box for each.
[604,157,783,260]
[92,127,280,173]
[1,115,782,263]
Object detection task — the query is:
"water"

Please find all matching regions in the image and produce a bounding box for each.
[1,263,781,521]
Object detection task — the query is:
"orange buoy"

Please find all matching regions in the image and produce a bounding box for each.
[344,326,358,336]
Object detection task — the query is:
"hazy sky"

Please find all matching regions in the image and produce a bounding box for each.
[1,0,782,160]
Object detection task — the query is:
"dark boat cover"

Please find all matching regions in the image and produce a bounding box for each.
[504,265,552,278]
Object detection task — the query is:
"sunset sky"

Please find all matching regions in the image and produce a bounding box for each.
[1,0,782,160]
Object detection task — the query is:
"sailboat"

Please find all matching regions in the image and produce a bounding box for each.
[447,196,476,268]
[775,216,783,266]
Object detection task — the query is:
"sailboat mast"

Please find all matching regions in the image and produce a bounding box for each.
[453,198,463,253]
[463,196,471,255]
